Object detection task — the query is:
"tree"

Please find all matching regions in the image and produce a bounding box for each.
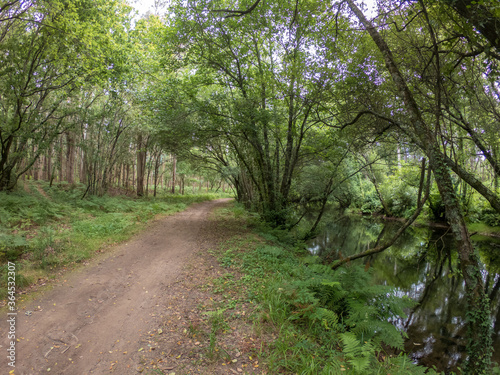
[81,89,134,196]
[441,0,500,53]
[166,0,354,226]
[343,1,493,372]
[0,0,133,191]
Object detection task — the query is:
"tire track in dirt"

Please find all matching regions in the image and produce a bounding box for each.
[1,199,233,374]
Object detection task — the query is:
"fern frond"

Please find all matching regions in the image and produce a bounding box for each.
[310,307,342,331]
[340,332,375,374]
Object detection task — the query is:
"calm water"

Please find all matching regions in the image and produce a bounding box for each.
[308,215,500,373]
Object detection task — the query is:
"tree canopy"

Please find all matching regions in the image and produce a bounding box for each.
[2,0,500,372]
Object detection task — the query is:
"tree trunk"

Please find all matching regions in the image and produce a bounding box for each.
[116,164,121,187]
[42,155,48,181]
[171,154,176,194]
[145,165,151,197]
[46,145,53,182]
[444,154,500,214]
[153,156,160,197]
[80,149,87,185]
[160,162,164,190]
[125,164,130,189]
[66,132,75,184]
[429,147,492,372]
[58,137,64,182]
[132,163,136,192]
[136,134,146,197]
[33,147,39,181]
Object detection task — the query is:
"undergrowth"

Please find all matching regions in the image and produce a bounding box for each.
[209,203,444,374]
[0,181,226,300]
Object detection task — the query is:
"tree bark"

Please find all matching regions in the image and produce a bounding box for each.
[136,134,146,197]
[66,132,75,184]
[171,154,176,194]
[444,154,500,213]
[80,148,87,185]
[125,164,130,189]
[46,145,52,183]
[58,137,64,183]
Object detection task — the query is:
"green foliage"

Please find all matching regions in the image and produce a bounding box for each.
[0,262,31,299]
[72,214,132,238]
[279,262,413,351]
[383,180,418,218]
[213,204,429,374]
[479,208,500,227]
[0,190,65,227]
[340,332,375,374]
[462,193,500,228]
[203,308,229,359]
[0,0,134,191]
[380,353,438,374]
[0,233,27,262]
[427,192,447,222]
[464,264,493,374]
[0,182,219,298]
[350,177,381,215]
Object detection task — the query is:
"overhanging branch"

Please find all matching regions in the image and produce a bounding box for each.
[331,158,430,270]
[212,0,261,18]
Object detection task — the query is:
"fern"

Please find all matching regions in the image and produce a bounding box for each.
[309,307,342,332]
[340,332,375,374]
[379,353,439,374]
[321,360,343,375]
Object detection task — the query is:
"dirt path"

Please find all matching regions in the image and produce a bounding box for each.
[2,198,237,375]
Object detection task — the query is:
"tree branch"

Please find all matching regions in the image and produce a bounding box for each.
[331,158,430,270]
[212,0,261,18]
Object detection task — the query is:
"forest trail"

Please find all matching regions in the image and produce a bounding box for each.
[2,199,235,375]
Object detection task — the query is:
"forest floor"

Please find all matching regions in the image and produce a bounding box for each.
[2,198,271,375]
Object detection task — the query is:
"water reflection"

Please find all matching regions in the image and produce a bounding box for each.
[308,215,500,373]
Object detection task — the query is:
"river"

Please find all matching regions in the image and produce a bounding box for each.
[308,214,500,373]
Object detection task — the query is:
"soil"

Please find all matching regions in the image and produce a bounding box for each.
[1,198,269,375]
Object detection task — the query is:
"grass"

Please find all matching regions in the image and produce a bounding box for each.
[0,180,230,300]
